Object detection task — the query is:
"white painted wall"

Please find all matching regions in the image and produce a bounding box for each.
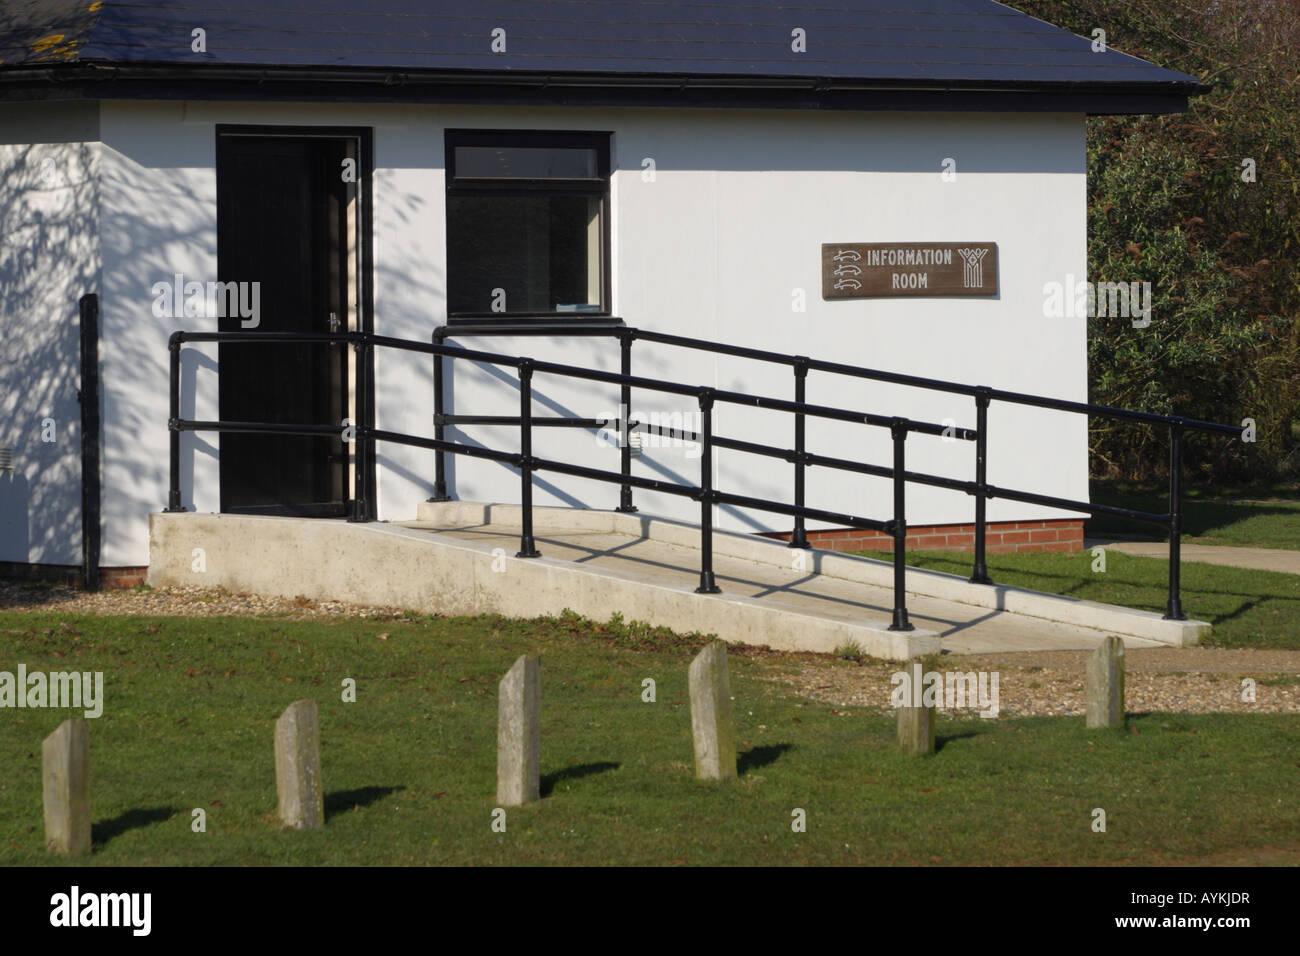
[99,101,221,567]
[0,102,100,565]
[83,100,1088,567]
[433,106,1090,539]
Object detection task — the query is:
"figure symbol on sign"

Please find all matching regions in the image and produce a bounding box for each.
[957,248,988,288]
[832,264,861,277]
[831,250,861,263]
[833,278,862,291]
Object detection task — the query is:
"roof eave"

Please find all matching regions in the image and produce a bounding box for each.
[0,62,1205,114]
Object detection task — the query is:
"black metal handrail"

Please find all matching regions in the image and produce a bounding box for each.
[167,328,978,631]
[166,321,1242,628]
[432,321,1243,621]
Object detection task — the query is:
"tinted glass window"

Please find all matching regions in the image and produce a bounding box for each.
[446,132,609,317]
[455,146,598,180]
[447,195,602,314]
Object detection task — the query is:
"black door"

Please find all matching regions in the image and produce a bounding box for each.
[217,134,350,516]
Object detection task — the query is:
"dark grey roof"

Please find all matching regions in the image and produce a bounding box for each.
[0,0,1205,112]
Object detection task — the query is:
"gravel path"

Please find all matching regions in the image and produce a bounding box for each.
[4,582,1298,717]
[0,581,408,620]
[764,649,1300,717]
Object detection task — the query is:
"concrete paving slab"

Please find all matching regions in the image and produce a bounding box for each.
[1087,538,1300,575]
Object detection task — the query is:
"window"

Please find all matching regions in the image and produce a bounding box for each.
[445,130,611,320]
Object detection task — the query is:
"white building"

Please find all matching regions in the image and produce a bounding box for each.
[0,1,1203,585]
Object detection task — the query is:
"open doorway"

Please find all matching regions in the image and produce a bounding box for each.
[215,126,371,516]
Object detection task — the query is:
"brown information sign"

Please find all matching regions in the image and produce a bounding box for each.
[821,242,998,299]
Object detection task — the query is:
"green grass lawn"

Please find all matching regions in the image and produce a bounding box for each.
[2,609,1297,865]
[1088,478,1300,549]
[901,548,1300,649]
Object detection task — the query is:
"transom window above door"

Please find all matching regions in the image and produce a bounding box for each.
[445,129,611,320]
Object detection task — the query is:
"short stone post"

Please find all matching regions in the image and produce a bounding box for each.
[43,718,91,856]
[897,701,937,756]
[275,699,324,828]
[1086,636,1126,729]
[497,655,541,806]
[689,641,737,781]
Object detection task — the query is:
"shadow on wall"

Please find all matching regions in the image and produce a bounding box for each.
[434,333,822,531]
[0,141,97,566]
[370,169,446,516]
[96,148,220,552]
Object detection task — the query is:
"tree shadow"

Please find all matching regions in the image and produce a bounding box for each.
[0,579,86,609]
[1090,481,1300,539]
[540,761,620,796]
[935,732,979,753]
[324,785,404,820]
[738,743,792,775]
[91,806,177,847]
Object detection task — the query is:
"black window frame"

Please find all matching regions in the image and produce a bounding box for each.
[444,129,613,323]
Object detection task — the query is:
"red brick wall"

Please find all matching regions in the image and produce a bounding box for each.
[762,519,1084,554]
[0,562,148,590]
[100,567,148,589]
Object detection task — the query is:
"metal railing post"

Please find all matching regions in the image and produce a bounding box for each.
[970,388,993,584]
[366,330,377,520]
[79,294,102,591]
[616,328,638,513]
[349,331,370,522]
[165,332,186,513]
[696,388,721,593]
[1164,421,1185,620]
[888,418,913,631]
[790,357,810,550]
[429,328,451,502]
[517,359,541,558]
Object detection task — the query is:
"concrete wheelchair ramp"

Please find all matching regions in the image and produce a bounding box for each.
[148,502,1209,661]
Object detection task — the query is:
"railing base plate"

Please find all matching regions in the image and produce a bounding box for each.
[696,571,721,594]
